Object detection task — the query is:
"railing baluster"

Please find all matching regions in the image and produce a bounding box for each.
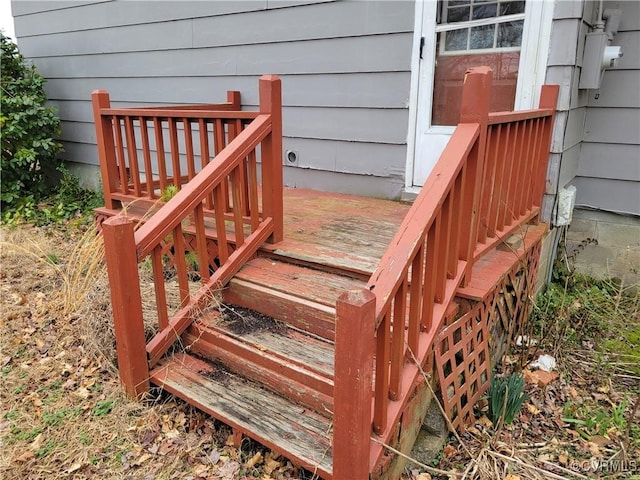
[480,125,498,239]
[172,223,190,307]
[408,244,424,355]
[373,309,391,435]
[389,279,407,401]
[230,165,245,247]
[213,184,229,264]
[139,117,154,198]
[435,195,451,300]
[194,203,211,283]
[448,172,464,279]
[525,118,542,212]
[169,118,181,188]
[124,117,142,197]
[184,118,196,180]
[217,120,231,212]
[199,119,214,210]
[154,118,168,194]
[151,245,169,329]
[520,118,540,215]
[484,125,500,237]
[505,121,522,228]
[247,150,260,231]
[113,116,129,195]
[491,123,510,232]
[511,120,528,220]
[422,218,440,332]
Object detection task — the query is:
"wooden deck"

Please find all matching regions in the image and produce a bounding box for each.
[95,70,559,479]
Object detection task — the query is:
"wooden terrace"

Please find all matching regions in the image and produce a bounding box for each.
[93,68,558,479]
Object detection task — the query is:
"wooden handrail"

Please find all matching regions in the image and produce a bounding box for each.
[100,108,260,119]
[367,124,480,326]
[134,114,271,259]
[488,108,555,124]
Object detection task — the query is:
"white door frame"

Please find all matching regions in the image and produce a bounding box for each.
[404,0,556,195]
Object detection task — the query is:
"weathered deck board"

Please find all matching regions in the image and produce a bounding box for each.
[234,257,367,307]
[150,353,333,478]
[261,189,410,275]
[196,311,335,378]
[97,188,410,276]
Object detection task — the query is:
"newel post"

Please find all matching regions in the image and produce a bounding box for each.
[259,75,284,243]
[334,289,376,480]
[92,90,119,210]
[226,90,241,110]
[102,216,150,399]
[458,67,492,285]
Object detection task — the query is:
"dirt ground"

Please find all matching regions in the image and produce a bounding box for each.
[1,222,638,480]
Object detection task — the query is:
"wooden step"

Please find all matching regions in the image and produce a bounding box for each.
[223,257,367,340]
[184,309,335,414]
[150,353,333,478]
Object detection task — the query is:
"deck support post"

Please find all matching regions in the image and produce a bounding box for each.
[102,216,150,399]
[92,90,119,210]
[458,67,492,286]
[259,75,284,243]
[334,289,376,480]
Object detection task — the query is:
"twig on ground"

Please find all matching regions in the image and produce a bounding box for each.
[370,438,462,477]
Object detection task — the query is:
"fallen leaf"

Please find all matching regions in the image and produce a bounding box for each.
[504,475,520,480]
[29,433,43,452]
[67,462,83,473]
[478,415,494,428]
[74,387,90,399]
[417,473,432,480]
[588,442,600,456]
[558,453,568,465]
[568,387,579,399]
[263,458,281,475]
[589,435,610,447]
[16,451,34,462]
[525,369,558,387]
[215,460,240,480]
[245,451,263,468]
[526,403,541,415]
[443,445,457,458]
[193,464,209,476]
[208,449,221,464]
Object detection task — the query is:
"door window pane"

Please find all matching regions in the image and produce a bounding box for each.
[470,25,495,49]
[497,20,523,47]
[472,3,497,19]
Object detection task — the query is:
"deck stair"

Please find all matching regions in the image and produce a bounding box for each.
[152,254,370,479]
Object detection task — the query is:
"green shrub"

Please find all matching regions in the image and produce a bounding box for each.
[1,33,63,212]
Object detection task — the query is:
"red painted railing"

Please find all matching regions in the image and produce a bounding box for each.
[97,76,283,398]
[333,67,558,479]
[92,90,241,210]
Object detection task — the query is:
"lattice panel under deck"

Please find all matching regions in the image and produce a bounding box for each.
[435,239,543,430]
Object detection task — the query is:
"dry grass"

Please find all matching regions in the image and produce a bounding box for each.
[0,223,296,480]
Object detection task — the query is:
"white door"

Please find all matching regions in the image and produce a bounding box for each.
[407,0,554,190]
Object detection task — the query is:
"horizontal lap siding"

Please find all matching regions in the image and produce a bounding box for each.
[576,6,640,215]
[13,0,415,199]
